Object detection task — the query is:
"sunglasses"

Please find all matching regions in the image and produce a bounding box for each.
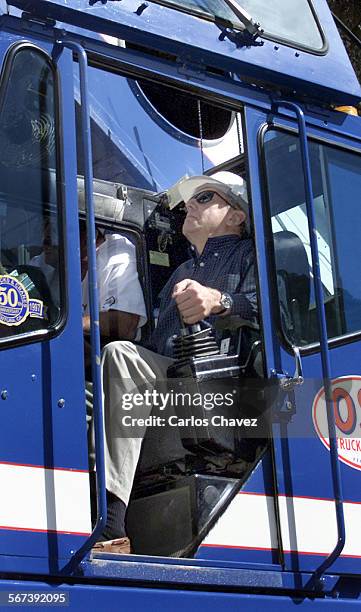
[193,190,219,204]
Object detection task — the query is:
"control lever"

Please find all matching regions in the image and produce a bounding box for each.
[171,310,220,365]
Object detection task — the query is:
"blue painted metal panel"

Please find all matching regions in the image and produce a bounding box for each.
[0,38,87,471]
[1,578,361,610]
[197,547,277,564]
[7,0,361,105]
[0,531,90,563]
[0,33,91,568]
[2,13,361,149]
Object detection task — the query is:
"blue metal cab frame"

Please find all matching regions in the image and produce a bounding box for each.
[0,0,359,609]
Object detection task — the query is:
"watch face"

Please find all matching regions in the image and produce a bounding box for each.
[221,293,232,309]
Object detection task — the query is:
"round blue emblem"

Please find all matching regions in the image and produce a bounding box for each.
[0,275,29,326]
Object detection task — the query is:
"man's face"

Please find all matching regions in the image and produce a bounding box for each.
[182,189,233,240]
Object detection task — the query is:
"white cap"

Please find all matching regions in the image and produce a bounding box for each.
[167,170,249,231]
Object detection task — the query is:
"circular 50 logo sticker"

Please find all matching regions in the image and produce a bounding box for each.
[313,376,361,471]
[0,275,44,326]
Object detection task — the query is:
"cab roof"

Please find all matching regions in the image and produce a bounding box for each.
[8,0,361,105]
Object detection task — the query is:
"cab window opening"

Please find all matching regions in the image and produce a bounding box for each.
[76,64,268,558]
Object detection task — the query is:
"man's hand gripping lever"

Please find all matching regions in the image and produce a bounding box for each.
[169,281,221,366]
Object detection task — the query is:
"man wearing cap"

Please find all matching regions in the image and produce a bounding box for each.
[153,171,255,355]
[94,172,257,554]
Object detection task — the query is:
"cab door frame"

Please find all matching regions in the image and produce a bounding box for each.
[0,33,92,574]
[244,102,361,575]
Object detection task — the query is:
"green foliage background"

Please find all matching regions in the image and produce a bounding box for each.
[327,0,361,83]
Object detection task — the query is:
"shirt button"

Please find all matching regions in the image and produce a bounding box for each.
[214,252,219,257]
[200,262,205,267]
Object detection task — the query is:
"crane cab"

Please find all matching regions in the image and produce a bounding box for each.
[0,0,360,607]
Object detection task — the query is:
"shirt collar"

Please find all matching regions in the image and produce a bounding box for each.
[189,234,242,261]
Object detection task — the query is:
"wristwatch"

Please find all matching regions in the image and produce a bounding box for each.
[218,292,233,314]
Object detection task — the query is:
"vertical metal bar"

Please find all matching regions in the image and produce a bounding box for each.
[54,41,107,571]
[270,101,345,582]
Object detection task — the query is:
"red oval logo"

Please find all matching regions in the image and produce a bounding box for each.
[313,376,361,471]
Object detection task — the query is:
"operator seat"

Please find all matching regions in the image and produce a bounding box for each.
[273,230,311,344]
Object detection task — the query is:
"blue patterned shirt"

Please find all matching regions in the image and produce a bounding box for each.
[152,235,257,357]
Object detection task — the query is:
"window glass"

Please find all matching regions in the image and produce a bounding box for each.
[264,130,361,346]
[75,66,242,187]
[133,79,233,141]
[150,0,323,51]
[240,0,323,50]
[0,47,62,339]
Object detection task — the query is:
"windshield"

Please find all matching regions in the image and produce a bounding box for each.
[160,0,324,51]
[240,0,323,50]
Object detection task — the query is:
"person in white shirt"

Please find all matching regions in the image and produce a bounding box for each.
[31,219,147,340]
[80,224,147,345]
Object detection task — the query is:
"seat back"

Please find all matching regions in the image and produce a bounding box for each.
[273,230,311,345]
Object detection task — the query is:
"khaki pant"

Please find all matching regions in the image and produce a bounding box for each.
[97,341,174,505]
